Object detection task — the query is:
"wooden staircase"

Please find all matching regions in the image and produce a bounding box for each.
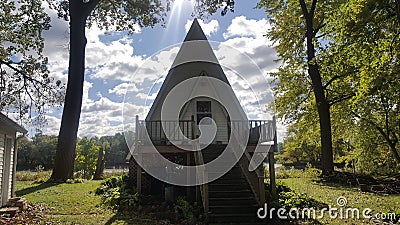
[201,145,265,225]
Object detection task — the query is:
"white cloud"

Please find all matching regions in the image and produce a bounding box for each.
[135,92,157,100]
[86,26,146,81]
[223,16,270,39]
[39,115,62,136]
[35,13,284,139]
[185,19,219,37]
[42,4,69,85]
[109,83,138,96]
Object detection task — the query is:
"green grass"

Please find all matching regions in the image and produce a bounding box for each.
[16,178,400,225]
[15,181,163,225]
[279,178,400,225]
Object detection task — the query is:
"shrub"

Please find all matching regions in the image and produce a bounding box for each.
[266,163,321,179]
[174,197,202,224]
[265,181,320,218]
[16,170,51,182]
[101,170,128,180]
[74,137,99,179]
[66,178,86,183]
[95,175,139,208]
[303,163,322,178]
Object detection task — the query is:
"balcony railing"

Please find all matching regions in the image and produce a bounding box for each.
[136,118,275,145]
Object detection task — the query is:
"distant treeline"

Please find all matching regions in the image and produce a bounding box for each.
[17,133,129,171]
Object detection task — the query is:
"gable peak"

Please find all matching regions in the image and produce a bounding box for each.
[184,18,208,42]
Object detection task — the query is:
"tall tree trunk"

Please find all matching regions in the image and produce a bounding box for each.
[389,143,400,164]
[300,0,334,175]
[51,0,98,181]
[93,148,105,180]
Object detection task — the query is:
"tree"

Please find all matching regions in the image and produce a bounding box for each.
[75,137,99,179]
[257,0,346,175]
[49,0,170,181]
[17,134,58,170]
[93,141,108,180]
[259,0,400,173]
[49,0,236,181]
[0,0,64,121]
[324,0,400,165]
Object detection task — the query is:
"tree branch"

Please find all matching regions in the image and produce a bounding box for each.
[299,0,309,18]
[313,23,326,37]
[328,93,355,106]
[352,111,400,163]
[0,59,48,87]
[310,0,318,18]
[83,0,102,18]
[315,33,326,39]
[323,75,344,88]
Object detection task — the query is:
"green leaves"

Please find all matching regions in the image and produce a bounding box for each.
[75,137,100,179]
[259,0,400,169]
[0,0,64,122]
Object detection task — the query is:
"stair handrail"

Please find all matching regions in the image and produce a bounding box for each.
[191,118,209,215]
[229,122,266,207]
[239,151,265,206]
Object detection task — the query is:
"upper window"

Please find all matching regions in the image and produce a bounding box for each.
[197,101,211,113]
[196,101,212,124]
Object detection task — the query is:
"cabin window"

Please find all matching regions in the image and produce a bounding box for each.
[196,101,212,124]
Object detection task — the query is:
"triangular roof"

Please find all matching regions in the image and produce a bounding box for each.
[146,19,246,121]
[184,18,207,41]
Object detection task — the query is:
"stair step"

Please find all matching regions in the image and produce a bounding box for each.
[209,205,259,214]
[210,180,246,185]
[209,197,257,205]
[0,207,19,217]
[209,223,265,225]
[208,213,262,223]
[209,184,250,191]
[209,190,253,198]
[201,145,262,224]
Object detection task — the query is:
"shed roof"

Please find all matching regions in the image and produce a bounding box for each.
[0,112,28,134]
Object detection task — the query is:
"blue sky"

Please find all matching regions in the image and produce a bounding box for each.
[36,0,285,140]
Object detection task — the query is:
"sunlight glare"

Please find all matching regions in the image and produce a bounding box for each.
[161,0,194,45]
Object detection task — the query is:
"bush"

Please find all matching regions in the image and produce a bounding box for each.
[266,163,321,179]
[101,170,128,180]
[303,163,322,178]
[95,175,139,208]
[174,197,202,224]
[265,181,320,218]
[66,178,86,184]
[16,170,51,182]
[74,137,99,179]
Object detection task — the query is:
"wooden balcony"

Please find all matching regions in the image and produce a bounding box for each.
[136,118,276,146]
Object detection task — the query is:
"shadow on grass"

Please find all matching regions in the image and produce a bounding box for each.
[16,182,60,196]
[315,172,400,195]
[312,179,360,191]
[104,209,166,225]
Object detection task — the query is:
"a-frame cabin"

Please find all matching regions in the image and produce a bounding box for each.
[128,19,277,224]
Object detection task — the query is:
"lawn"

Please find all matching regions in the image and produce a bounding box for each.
[15,181,163,225]
[15,178,399,225]
[278,178,400,225]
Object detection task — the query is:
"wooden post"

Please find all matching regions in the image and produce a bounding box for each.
[269,116,277,199]
[259,177,266,206]
[191,115,195,139]
[186,152,191,201]
[135,115,142,194]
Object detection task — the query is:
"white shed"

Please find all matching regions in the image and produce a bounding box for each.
[0,113,27,207]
